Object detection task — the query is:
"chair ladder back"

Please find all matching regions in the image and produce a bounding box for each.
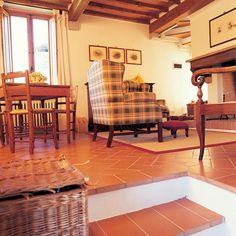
[1,70,33,113]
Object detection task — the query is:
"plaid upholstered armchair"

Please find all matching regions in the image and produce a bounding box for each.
[87,60,163,147]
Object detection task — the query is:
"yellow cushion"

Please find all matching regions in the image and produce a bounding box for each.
[131,74,144,83]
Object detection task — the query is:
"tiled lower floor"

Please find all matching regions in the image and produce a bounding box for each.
[89,198,224,236]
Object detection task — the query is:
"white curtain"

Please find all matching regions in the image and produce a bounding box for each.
[54,10,71,85]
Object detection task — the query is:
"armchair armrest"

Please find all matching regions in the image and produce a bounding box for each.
[124,92,156,102]
[122,80,151,93]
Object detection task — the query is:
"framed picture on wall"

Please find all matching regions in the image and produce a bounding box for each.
[89,45,107,61]
[108,47,125,63]
[126,49,142,65]
[209,7,236,47]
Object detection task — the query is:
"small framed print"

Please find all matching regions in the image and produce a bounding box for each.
[108,47,125,63]
[126,49,142,65]
[89,45,107,61]
[209,7,236,47]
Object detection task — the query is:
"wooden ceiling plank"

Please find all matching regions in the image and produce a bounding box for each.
[91,0,161,16]
[88,2,158,18]
[181,36,191,45]
[5,0,69,10]
[176,20,190,27]
[150,0,215,35]
[84,9,149,24]
[68,0,91,21]
[87,5,151,20]
[108,0,168,12]
[165,25,190,35]
[166,31,191,38]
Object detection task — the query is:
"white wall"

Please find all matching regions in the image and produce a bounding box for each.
[190,0,236,57]
[68,15,196,121]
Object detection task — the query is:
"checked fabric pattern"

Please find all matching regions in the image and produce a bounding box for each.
[123,80,150,92]
[87,60,162,126]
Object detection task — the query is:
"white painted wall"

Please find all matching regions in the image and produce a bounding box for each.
[68,15,195,122]
[190,0,236,57]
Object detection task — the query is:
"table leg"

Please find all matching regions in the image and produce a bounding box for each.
[195,104,205,160]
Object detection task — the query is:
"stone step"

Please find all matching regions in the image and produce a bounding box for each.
[89,198,224,236]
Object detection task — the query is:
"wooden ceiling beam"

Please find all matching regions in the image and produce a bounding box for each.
[68,0,91,21]
[5,0,69,10]
[84,9,149,24]
[114,0,169,12]
[150,0,215,35]
[88,2,158,18]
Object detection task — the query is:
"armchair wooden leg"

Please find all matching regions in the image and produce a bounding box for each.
[93,124,98,141]
[147,124,151,133]
[185,128,189,137]
[107,125,114,147]
[134,125,138,138]
[158,122,163,142]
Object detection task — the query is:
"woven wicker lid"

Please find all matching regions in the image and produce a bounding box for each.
[0,154,85,199]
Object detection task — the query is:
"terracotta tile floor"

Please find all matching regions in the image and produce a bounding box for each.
[1,133,235,235]
[89,198,224,236]
[1,133,236,194]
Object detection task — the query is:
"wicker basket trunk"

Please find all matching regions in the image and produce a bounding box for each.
[0,156,88,236]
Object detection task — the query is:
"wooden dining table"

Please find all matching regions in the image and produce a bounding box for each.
[0,83,71,144]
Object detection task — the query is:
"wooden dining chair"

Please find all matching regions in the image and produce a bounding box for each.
[55,85,78,140]
[1,70,58,154]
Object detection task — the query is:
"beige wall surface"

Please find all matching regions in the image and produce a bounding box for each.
[190,0,236,57]
[68,15,196,120]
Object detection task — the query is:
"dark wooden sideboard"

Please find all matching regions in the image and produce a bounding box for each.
[85,82,155,131]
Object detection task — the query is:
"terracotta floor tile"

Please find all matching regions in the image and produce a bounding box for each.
[1,132,236,224]
[110,159,138,169]
[96,215,146,236]
[152,201,210,234]
[133,156,157,165]
[95,175,126,193]
[176,198,224,226]
[115,171,152,187]
[216,174,236,187]
[127,208,184,236]
[188,166,232,179]
[89,222,106,236]
[91,199,223,236]
[210,159,235,169]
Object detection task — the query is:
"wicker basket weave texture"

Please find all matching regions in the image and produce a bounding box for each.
[0,155,88,236]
